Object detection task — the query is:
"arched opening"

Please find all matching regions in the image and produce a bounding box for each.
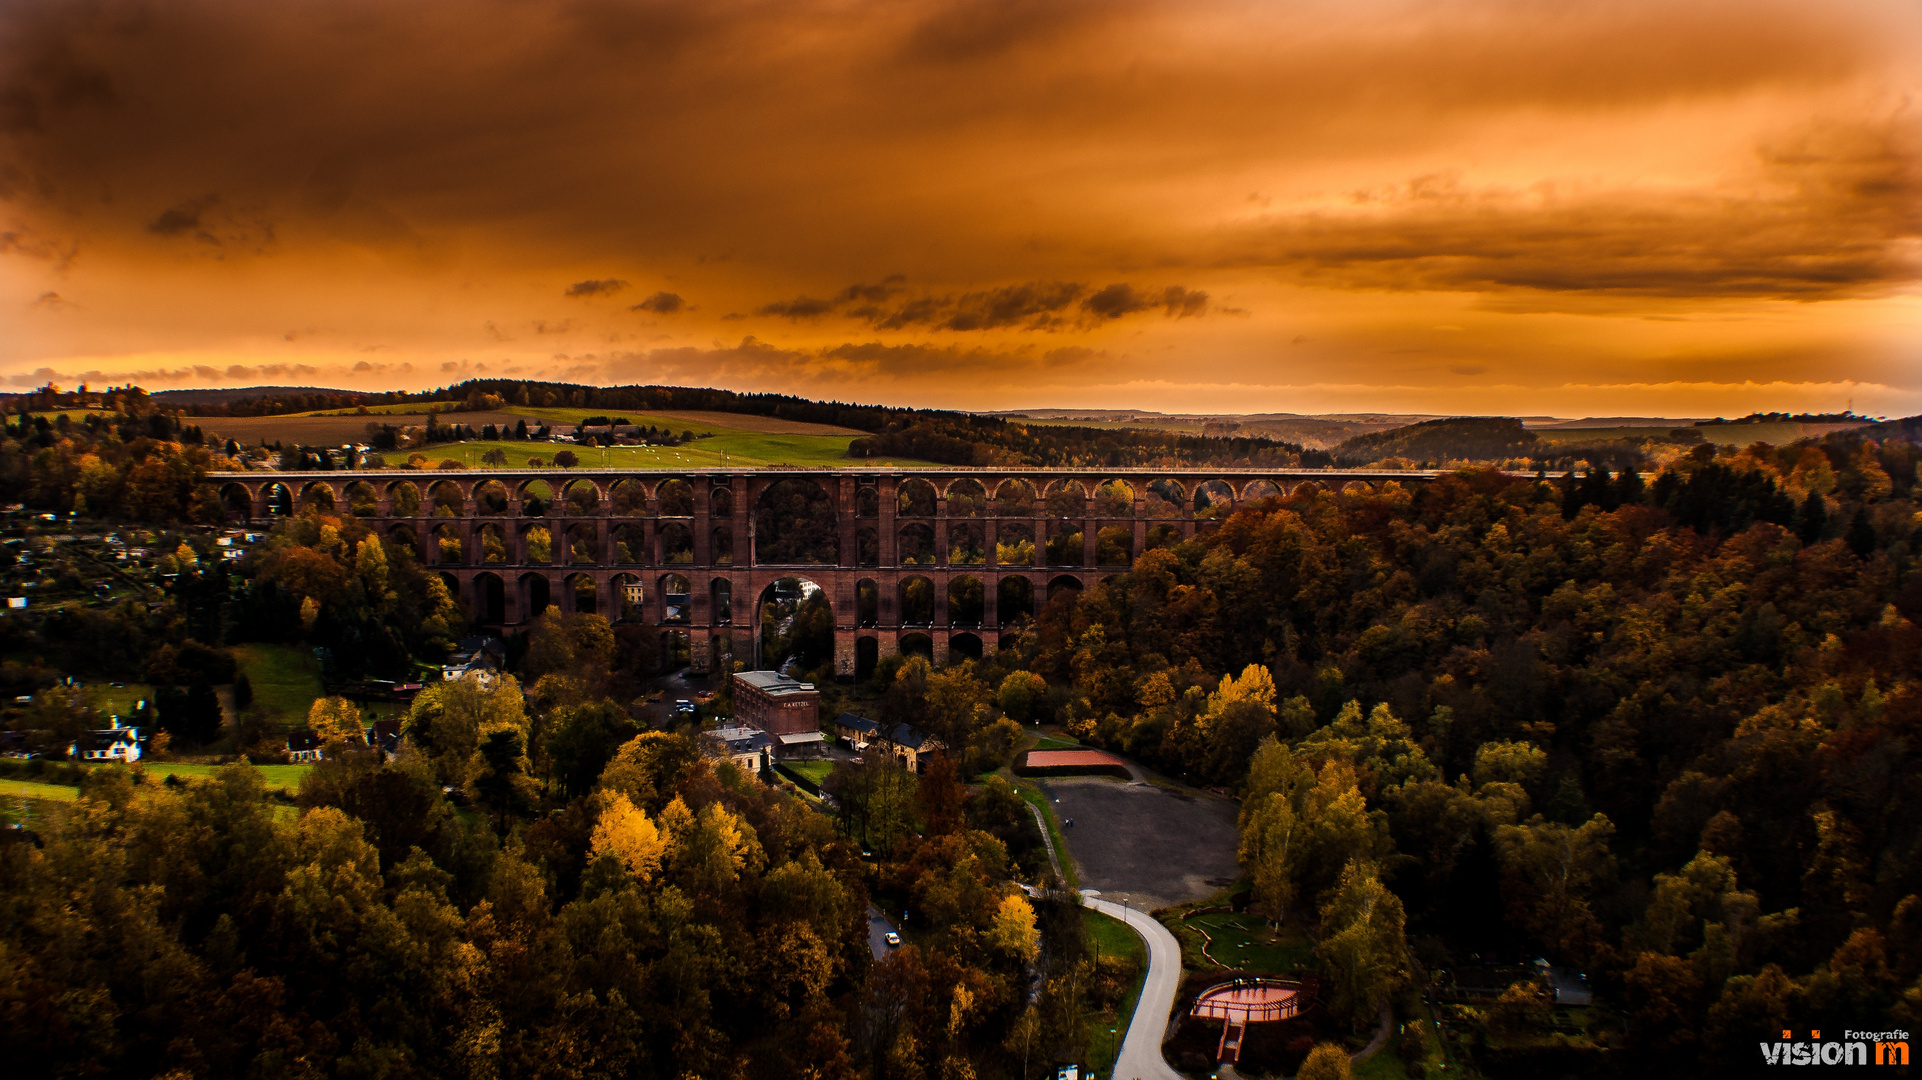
[898,632,934,663]
[565,523,599,565]
[855,636,879,682]
[521,524,554,564]
[388,523,420,557]
[298,482,337,515]
[1047,574,1085,602]
[899,575,934,626]
[475,572,505,623]
[1096,525,1134,566]
[427,480,463,517]
[613,573,644,621]
[756,575,833,672]
[657,478,695,516]
[857,578,880,627]
[1093,479,1134,518]
[477,523,508,563]
[711,578,732,625]
[1242,479,1282,503]
[1289,480,1323,499]
[754,477,838,564]
[994,478,1037,517]
[1044,479,1087,518]
[1194,479,1234,519]
[946,478,987,517]
[219,483,253,519]
[897,478,937,517]
[1146,478,1185,518]
[263,483,293,516]
[856,483,880,518]
[386,481,421,517]
[709,485,734,518]
[613,523,646,564]
[856,525,880,567]
[996,521,1036,565]
[344,481,380,517]
[565,573,598,614]
[947,522,985,565]
[609,478,648,515]
[661,629,691,671]
[660,574,691,624]
[949,575,984,627]
[949,632,983,662]
[1146,523,1183,551]
[432,522,464,564]
[518,572,549,614]
[659,521,693,564]
[563,479,600,515]
[711,523,734,565]
[518,479,554,517]
[438,572,461,605]
[712,632,736,669]
[998,576,1035,624]
[1045,521,1084,566]
[473,479,510,515]
[898,523,935,565]
[1341,480,1373,496]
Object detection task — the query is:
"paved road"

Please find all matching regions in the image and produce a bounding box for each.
[866,904,900,962]
[1082,894,1184,1080]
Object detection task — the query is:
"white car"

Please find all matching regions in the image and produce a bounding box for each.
[884,932,901,947]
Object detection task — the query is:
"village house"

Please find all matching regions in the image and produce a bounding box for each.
[731,670,820,736]
[832,713,944,773]
[701,724,774,775]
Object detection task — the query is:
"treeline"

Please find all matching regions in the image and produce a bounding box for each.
[849,417,1311,468]
[996,433,1922,1069]
[1330,415,1699,470]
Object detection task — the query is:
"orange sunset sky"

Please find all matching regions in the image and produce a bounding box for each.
[2,0,1919,416]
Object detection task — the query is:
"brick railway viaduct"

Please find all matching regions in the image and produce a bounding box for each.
[208,467,1452,679]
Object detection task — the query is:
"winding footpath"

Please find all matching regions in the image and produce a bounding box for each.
[1080,895,1185,1080]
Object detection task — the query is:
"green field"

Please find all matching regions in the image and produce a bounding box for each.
[1081,905,1149,1079]
[1013,780,1078,889]
[232,643,324,727]
[783,759,834,786]
[86,682,154,719]
[1178,911,1315,973]
[124,761,313,793]
[419,436,940,471]
[0,777,79,802]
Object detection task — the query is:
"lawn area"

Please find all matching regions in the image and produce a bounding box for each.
[86,682,154,719]
[417,436,941,471]
[232,643,324,728]
[1081,905,1149,1080]
[127,761,313,793]
[1012,780,1078,889]
[783,759,834,786]
[1178,912,1315,974]
[1033,735,1081,750]
[1,777,79,801]
[0,777,79,827]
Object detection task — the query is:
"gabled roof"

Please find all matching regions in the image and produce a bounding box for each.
[288,730,321,752]
[834,713,938,751]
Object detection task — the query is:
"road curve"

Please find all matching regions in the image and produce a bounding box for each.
[1082,894,1184,1080]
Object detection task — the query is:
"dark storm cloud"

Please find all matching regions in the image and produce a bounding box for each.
[147,195,219,238]
[753,278,1210,330]
[565,278,627,297]
[631,291,685,314]
[756,295,837,319]
[1080,284,1209,320]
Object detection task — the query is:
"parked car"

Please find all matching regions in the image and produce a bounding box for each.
[884,933,901,947]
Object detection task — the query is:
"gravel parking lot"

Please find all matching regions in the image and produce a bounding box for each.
[1042,777,1241,912]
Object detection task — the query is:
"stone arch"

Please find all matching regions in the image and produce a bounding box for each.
[432,522,464,564]
[1289,480,1323,498]
[855,636,879,682]
[564,522,599,565]
[755,575,833,671]
[898,632,934,663]
[947,521,986,565]
[472,479,510,515]
[897,477,937,517]
[517,479,554,516]
[659,573,692,623]
[754,477,837,565]
[856,483,880,518]
[949,632,984,662]
[710,577,732,625]
[344,480,380,517]
[656,478,695,516]
[899,575,935,626]
[944,478,987,516]
[711,522,734,565]
[385,480,422,517]
[562,478,601,515]
[1047,573,1085,601]
[1093,479,1134,518]
[659,521,694,564]
[1341,480,1373,495]
[1145,478,1185,518]
[520,522,556,565]
[661,629,691,670]
[855,525,880,567]
[1096,524,1133,566]
[898,522,935,565]
[608,478,648,515]
[613,523,646,564]
[994,478,1037,516]
[709,485,734,518]
[1194,479,1234,518]
[613,573,644,621]
[1044,479,1087,517]
[997,575,1034,623]
[949,575,985,626]
[1044,520,1084,566]
[1240,478,1282,502]
[476,522,509,563]
[427,479,464,517]
[388,523,420,555]
[474,572,505,623]
[1145,523,1183,551]
[297,481,336,514]
[857,578,880,627]
[996,521,1035,565]
[563,572,599,614]
[219,482,253,519]
[519,572,551,619]
[438,572,461,604]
